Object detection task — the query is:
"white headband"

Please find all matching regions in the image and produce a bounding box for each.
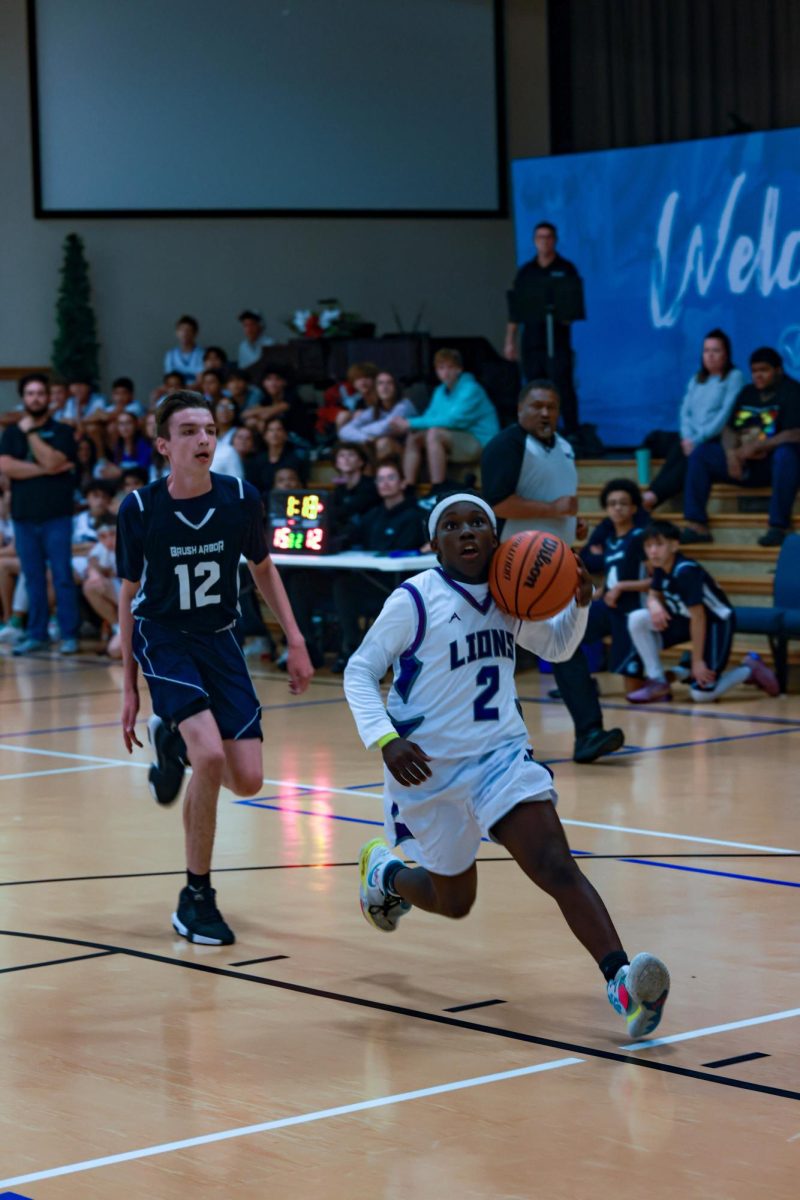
[427,493,497,540]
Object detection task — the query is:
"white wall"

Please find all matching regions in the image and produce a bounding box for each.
[0,0,548,404]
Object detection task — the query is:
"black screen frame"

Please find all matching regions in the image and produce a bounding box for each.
[26,0,508,220]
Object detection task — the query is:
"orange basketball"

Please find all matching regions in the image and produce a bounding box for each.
[488,530,579,621]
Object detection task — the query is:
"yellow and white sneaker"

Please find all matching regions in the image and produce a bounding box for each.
[358,838,411,933]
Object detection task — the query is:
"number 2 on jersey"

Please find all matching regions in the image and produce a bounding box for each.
[473,665,500,721]
[174,561,221,609]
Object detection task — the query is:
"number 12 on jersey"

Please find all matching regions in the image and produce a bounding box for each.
[174,561,221,609]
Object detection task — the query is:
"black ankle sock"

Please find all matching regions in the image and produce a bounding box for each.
[187,870,211,892]
[599,950,629,983]
[382,860,405,897]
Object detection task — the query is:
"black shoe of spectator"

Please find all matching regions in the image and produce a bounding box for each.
[573,726,625,764]
[679,527,713,545]
[331,654,349,675]
[757,526,787,548]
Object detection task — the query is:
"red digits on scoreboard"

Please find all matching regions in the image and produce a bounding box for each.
[306,528,323,551]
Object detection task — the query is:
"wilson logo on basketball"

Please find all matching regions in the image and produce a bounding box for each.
[523,537,559,590]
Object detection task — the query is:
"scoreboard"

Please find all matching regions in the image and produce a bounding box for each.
[268,489,331,554]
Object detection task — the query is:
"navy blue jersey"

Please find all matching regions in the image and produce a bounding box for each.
[651,553,732,622]
[117,473,268,633]
[581,519,647,614]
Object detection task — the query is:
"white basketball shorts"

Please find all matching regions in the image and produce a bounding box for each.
[383,736,557,876]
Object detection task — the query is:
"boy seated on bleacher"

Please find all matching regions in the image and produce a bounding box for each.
[580,478,651,695]
[625,519,779,703]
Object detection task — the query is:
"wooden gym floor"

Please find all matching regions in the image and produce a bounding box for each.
[0,652,798,1198]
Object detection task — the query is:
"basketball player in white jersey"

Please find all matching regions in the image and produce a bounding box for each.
[344,494,670,1038]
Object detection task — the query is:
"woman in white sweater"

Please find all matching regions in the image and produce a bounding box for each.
[643,329,745,510]
[338,370,416,460]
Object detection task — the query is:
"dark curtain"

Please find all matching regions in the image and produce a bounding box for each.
[549,0,800,153]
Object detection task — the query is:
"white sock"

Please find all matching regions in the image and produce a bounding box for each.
[689,664,751,703]
[627,609,666,681]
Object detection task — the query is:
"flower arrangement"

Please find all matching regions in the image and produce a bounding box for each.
[286,298,369,339]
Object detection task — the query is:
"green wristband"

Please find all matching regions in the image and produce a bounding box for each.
[377,732,400,749]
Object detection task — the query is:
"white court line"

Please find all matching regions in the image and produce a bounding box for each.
[2,755,796,856]
[625,1007,800,1052]
[0,743,141,768]
[0,764,116,782]
[0,1057,583,1189]
[259,777,799,855]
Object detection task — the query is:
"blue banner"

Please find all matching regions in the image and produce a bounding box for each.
[512,128,800,446]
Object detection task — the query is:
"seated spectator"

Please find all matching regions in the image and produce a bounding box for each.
[143,411,170,482]
[332,459,425,669]
[114,466,149,508]
[316,362,377,442]
[273,466,304,491]
[92,377,144,427]
[260,416,307,493]
[626,520,779,703]
[163,314,205,383]
[73,479,116,549]
[231,425,269,490]
[335,363,378,430]
[338,370,416,459]
[328,443,379,541]
[248,367,315,443]
[201,368,227,407]
[226,369,263,411]
[74,435,99,496]
[237,309,273,368]
[101,411,152,480]
[392,349,499,484]
[212,396,240,443]
[48,380,69,418]
[642,330,745,510]
[202,347,228,374]
[149,370,185,407]
[680,347,800,547]
[54,376,107,428]
[580,479,650,693]
[0,479,23,642]
[81,517,122,658]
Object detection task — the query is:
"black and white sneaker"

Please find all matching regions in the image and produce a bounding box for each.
[147,715,187,806]
[172,885,235,945]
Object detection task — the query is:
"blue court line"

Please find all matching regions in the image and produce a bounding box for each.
[236,800,799,889]
[519,695,800,729]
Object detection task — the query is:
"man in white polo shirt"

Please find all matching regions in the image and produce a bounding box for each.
[482,381,624,763]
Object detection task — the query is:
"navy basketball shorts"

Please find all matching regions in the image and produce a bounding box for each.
[132,617,263,740]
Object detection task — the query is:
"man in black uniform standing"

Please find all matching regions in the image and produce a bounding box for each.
[504,222,581,437]
[117,391,313,946]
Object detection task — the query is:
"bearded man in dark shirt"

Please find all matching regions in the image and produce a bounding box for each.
[0,373,79,654]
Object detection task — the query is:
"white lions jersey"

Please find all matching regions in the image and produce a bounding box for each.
[344,566,587,758]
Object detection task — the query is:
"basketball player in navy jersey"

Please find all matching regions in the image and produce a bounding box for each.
[117,391,313,945]
[345,494,670,1038]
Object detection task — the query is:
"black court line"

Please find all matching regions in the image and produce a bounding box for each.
[444,999,506,1013]
[703,1052,771,1069]
[0,853,797,890]
[1,928,799,1106]
[0,949,115,975]
[230,954,289,967]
